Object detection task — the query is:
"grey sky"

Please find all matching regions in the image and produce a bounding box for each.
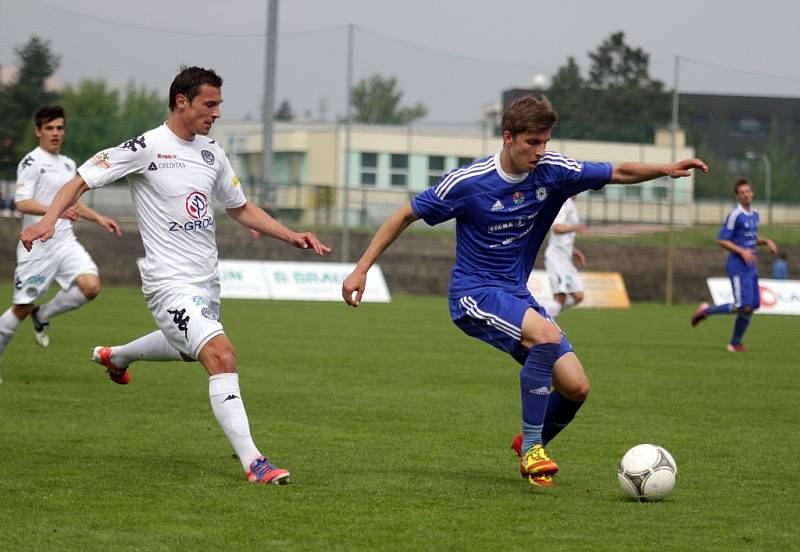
[2,0,799,123]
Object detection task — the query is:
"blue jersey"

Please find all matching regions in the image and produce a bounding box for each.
[411,152,612,297]
[718,205,760,275]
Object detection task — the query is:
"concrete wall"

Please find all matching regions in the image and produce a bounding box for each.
[1,218,797,303]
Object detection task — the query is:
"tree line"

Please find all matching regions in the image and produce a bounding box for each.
[2,34,797,201]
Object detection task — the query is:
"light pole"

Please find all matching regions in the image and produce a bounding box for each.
[745,151,772,226]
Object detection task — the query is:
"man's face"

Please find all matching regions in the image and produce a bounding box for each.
[736,184,753,207]
[502,129,551,173]
[177,84,222,136]
[36,117,65,154]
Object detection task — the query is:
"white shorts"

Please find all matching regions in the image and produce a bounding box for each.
[545,252,583,295]
[145,279,224,360]
[12,241,98,305]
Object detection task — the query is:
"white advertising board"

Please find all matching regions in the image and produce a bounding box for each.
[137,259,391,303]
[706,277,800,315]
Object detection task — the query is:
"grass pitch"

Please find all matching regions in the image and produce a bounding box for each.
[0,286,796,551]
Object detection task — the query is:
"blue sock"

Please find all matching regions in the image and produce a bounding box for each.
[520,343,560,453]
[731,314,751,345]
[706,303,735,316]
[542,391,584,446]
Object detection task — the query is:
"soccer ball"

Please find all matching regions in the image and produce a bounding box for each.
[617,444,677,502]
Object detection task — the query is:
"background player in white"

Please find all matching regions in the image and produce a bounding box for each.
[542,196,587,318]
[21,67,330,484]
[0,105,120,377]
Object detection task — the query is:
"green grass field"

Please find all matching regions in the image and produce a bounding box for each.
[0,286,797,551]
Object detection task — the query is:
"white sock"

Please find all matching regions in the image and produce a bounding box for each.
[564,295,576,309]
[544,300,562,318]
[110,330,182,368]
[0,308,23,356]
[37,285,89,322]
[209,373,261,471]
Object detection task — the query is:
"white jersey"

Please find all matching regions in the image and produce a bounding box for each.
[15,146,78,260]
[545,199,580,260]
[77,124,246,294]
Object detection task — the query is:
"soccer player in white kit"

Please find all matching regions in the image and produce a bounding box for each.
[0,106,121,377]
[21,67,331,485]
[543,197,586,318]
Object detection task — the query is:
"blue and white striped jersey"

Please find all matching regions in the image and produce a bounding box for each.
[718,205,760,274]
[411,151,611,297]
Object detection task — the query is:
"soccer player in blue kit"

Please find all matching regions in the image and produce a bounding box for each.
[691,178,778,351]
[342,95,707,487]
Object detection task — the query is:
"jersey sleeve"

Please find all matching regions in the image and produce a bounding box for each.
[410,183,465,226]
[77,135,149,189]
[717,211,738,240]
[540,153,612,196]
[212,152,247,209]
[14,154,41,202]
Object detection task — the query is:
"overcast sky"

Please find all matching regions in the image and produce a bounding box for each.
[2,0,799,123]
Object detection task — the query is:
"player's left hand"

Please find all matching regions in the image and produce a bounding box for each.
[289,232,331,256]
[668,158,708,178]
[98,216,122,236]
[574,249,587,268]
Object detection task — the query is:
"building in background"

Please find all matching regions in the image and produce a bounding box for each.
[210,120,695,227]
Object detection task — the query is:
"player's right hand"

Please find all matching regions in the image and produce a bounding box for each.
[741,249,757,265]
[342,270,367,307]
[20,220,55,251]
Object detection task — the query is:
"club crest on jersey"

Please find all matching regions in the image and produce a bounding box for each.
[536,187,548,201]
[201,150,215,165]
[490,200,504,211]
[512,191,525,205]
[92,152,112,169]
[186,191,209,219]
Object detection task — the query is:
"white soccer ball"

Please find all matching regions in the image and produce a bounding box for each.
[617,444,677,502]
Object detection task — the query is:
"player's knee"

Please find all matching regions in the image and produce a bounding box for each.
[539,324,562,345]
[208,343,237,373]
[739,306,753,315]
[82,283,101,300]
[77,278,101,300]
[573,292,584,304]
[11,304,34,319]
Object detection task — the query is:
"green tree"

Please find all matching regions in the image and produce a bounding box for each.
[547,32,670,143]
[351,75,427,124]
[0,36,61,178]
[14,79,165,165]
[274,99,294,121]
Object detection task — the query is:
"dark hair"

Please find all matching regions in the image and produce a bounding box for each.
[734,178,752,194]
[35,105,65,128]
[501,95,558,136]
[168,66,223,111]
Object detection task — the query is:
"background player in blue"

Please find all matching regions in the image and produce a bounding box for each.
[691,178,778,351]
[342,95,707,487]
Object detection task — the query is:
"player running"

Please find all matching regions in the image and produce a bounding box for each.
[342,95,707,487]
[0,106,120,377]
[691,178,777,351]
[20,67,330,484]
[542,196,586,318]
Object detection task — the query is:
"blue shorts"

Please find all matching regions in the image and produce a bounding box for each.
[449,288,573,365]
[729,272,760,309]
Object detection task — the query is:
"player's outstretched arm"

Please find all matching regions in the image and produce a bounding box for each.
[20,175,90,251]
[610,158,708,184]
[342,202,419,307]
[226,201,331,256]
[15,198,81,221]
[75,201,122,237]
